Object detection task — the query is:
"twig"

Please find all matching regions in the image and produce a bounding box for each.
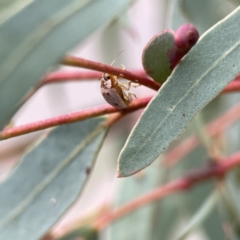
[42,70,240,92]
[19,70,148,107]
[8,72,240,142]
[94,151,240,229]
[61,55,240,93]
[21,69,240,111]
[62,56,160,91]
[43,70,147,85]
[0,97,152,140]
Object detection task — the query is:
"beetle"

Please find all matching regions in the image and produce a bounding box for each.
[100,51,139,108]
[100,71,137,109]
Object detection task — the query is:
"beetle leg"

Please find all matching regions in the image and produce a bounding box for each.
[123,91,137,101]
[119,81,131,91]
[122,90,128,99]
[121,90,137,105]
[121,90,130,103]
[131,82,141,88]
[121,64,126,70]
[129,92,137,100]
[119,81,140,91]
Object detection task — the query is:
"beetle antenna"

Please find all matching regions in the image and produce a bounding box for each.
[110,50,124,66]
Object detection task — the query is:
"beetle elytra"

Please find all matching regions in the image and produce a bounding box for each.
[100,71,138,108]
[100,52,139,108]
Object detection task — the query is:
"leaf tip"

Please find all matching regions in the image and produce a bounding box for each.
[116,172,122,178]
[117,165,143,178]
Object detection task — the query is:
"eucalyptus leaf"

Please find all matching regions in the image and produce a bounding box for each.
[169,0,187,31]
[226,174,240,218]
[0,0,33,25]
[118,7,240,177]
[151,143,209,240]
[175,191,217,240]
[109,161,161,240]
[152,146,223,240]
[0,0,133,129]
[219,175,240,237]
[57,226,98,240]
[230,0,240,5]
[179,0,236,34]
[0,117,108,240]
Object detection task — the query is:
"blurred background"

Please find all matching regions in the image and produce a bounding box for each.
[0,0,166,233]
[1,0,240,239]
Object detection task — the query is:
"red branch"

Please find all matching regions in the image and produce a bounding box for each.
[43,70,147,85]
[62,56,160,91]
[20,71,240,113]
[0,97,152,140]
[20,70,148,107]
[6,65,240,140]
[94,151,240,229]
[44,71,102,84]
[43,69,240,94]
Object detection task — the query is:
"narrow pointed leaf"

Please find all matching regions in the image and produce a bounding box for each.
[218,175,240,237]
[0,117,108,240]
[0,0,33,25]
[175,191,217,240]
[118,7,240,177]
[170,0,187,30]
[231,0,240,5]
[179,0,235,33]
[0,0,133,129]
[57,227,98,240]
[109,161,161,240]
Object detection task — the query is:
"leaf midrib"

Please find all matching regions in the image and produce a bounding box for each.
[0,0,33,25]
[0,0,91,84]
[124,37,240,166]
[0,123,106,229]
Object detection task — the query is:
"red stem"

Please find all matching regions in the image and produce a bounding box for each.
[43,69,240,94]
[0,97,152,140]
[7,65,240,141]
[43,71,102,84]
[94,151,240,229]
[21,71,240,112]
[43,70,147,84]
[62,56,160,91]
[20,70,148,106]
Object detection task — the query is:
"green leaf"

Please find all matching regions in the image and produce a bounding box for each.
[57,226,98,240]
[109,161,162,240]
[142,31,175,83]
[0,0,33,25]
[230,0,240,5]
[218,174,240,237]
[0,0,133,129]
[118,7,240,177]
[169,0,187,31]
[175,191,217,240]
[151,143,213,239]
[151,147,224,240]
[0,117,108,240]
[179,0,236,34]
[110,144,218,240]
